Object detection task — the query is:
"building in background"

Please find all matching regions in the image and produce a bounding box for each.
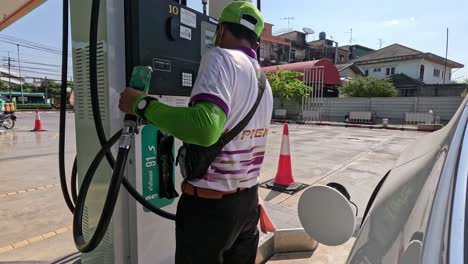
[308,32,349,64]
[277,31,308,63]
[340,44,374,60]
[336,63,363,79]
[351,44,464,84]
[0,67,23,85]
[259,23,291,66]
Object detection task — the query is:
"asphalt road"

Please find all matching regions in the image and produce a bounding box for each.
[0,111,77,261]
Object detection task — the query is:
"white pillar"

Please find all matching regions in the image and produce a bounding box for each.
[209,0,252,19]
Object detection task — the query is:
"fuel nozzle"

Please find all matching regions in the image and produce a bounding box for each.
[130,66,153,93]
[121,66,154,148]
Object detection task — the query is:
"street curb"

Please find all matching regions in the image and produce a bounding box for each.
[271,120,439,132]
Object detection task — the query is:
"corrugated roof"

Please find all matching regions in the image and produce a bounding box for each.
[0,91,44,96]
[335,63,363,75]
[391,73,426,87]
[261,59,342,86]
[351,43,464,68]
[351,44,422,63]
[335,63,353,71]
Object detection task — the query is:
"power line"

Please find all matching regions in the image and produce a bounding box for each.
[2,58,73,70]
[0,37,72,57]
[2,62,73,72]
[12,69,64,78]
[2,64,73,74]
[0,34,68,54]
[0,34,64,51]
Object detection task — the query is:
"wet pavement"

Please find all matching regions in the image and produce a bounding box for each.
[0,111,76,261]
[0,112,427,263]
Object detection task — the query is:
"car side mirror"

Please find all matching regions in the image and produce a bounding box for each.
[298,183,357,246]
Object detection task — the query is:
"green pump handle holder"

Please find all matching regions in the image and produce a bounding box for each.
[129,66,178,210]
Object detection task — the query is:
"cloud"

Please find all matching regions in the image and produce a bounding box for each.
[385,17,416,26]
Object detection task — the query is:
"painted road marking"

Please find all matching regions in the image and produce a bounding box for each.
[0,183,60,197]
[0,225,73,254]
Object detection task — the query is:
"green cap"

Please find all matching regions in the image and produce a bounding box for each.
[218,1,264,38]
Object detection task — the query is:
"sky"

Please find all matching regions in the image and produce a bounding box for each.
[1,0,467,82]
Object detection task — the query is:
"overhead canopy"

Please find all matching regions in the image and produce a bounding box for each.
[0,0,47,31]
[262,59,342,86]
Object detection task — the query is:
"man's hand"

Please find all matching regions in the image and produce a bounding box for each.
[119,87,144,114]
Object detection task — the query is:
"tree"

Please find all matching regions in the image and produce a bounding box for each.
[340,76,397,97]
[266,68,311,107]
[0,80,7,90]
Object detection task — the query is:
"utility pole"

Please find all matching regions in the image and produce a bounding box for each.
[281,17,295,31]
[346,28,353,44]
[378,39,385,49]
[7,52,12,101]
[44,76,48,100]
[257,0,261,64]
[443,27,449,85]
[17,44,24,104]
[202,0,207,15]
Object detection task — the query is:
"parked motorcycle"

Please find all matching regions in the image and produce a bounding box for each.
[0,113,16,129]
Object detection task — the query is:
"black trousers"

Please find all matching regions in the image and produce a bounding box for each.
[175,185,260,264]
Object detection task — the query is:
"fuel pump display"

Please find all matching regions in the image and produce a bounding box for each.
[125,0,217,96]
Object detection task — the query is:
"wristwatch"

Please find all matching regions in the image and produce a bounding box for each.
[136,96,158,118]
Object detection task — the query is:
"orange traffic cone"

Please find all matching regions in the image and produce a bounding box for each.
[265,124,306,193]
[30,108,47,132]
[274,124,295,185]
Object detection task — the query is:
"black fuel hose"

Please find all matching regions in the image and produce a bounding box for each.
[58,0,75,214]
[84,0,176,219]
[71,158,78,203]
[73,130,124,253]
[69,0,175,253]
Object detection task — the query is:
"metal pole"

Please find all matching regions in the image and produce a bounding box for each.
[44,76,48,101]
[320,67,324,122]
[7,53,12,101]
[334,41,338,64]
[17,44,23,104]
[256,0,261,64]
[202,0,207,15]
[302,68,306,112]
[443,27,449,85]
[313,67,317,110]
[308,68,311,111]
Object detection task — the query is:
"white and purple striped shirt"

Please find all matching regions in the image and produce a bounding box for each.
[189,47,273,191]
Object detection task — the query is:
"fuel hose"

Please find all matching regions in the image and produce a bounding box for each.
[58,0,175,254]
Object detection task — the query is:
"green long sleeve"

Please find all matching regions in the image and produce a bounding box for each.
[136,99,226,147]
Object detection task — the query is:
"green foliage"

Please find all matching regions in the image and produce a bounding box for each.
[6,80,74,99]
[0,80,7,90]
[17,104,53,110]
[340,76,397,97]
[266,68,311,106]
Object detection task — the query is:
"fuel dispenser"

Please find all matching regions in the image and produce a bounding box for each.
[59,0,236,263]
